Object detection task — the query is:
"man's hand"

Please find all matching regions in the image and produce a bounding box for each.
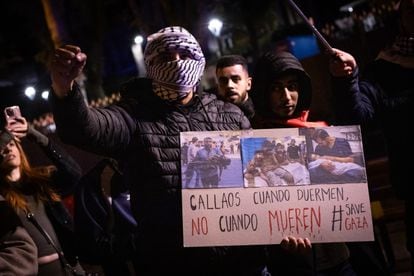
[329,48,357,77]
[50,45,87,98]
[280,235,312,255]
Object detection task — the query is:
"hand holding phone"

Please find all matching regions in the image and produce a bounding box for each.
[4,106,28,141]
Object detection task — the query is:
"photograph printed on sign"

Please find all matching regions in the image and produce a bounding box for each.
[181,131,244,189]
[299,126,367,184]
[241,136,310,187]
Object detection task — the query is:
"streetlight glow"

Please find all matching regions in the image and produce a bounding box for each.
[131,34,146,77]
[41,90,49,100]
[134,35,144,45]
[208,18,223,37]
[24,86,36,100]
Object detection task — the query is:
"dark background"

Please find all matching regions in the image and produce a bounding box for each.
[0,0,399,168]
[0,0,397,120]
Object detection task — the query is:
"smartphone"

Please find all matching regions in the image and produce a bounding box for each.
[4,105,21,122]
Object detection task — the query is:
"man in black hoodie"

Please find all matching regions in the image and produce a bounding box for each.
[251,50,388,276]
[250,50,327,129]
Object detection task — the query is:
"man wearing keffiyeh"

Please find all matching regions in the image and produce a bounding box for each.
[48,26,312,275]
[144,26,206,102]
[330,0,414,273]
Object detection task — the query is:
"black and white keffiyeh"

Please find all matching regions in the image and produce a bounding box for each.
[144,26,206,101]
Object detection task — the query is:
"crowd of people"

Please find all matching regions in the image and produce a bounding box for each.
[1,0,412,275]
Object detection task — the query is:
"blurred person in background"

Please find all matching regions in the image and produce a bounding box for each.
[330,0,413,273]
[0,115,83,275]
[215,54,255,119]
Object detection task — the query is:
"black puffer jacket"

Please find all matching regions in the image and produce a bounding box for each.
[51,78,265,275]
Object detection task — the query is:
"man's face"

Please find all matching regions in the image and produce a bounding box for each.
[269,74,299,118]
[315,137,328,147]
[275,145,285,155]
[216,64,252,105]
[254,152,264,162]
[204,138,213,149]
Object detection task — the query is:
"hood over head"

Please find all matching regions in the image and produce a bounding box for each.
[251,50,312,118]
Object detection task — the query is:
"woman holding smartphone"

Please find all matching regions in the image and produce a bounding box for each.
[0,112,84,275]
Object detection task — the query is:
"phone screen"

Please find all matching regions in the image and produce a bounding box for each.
[4,106,21,122]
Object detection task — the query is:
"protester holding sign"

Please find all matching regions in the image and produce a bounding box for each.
[47,25,316,275]
[251,50,358,275]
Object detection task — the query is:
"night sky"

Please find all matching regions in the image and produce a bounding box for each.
[0,0,370,122]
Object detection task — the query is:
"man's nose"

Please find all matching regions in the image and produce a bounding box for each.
[224,78,236,88]
[223,80,232,88]
[281,89,292,100]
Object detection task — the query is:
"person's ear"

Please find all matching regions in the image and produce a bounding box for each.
[247,77,252,92]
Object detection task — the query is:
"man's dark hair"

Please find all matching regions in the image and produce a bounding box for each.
[216,55,249,73]
[312,128,329,141]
